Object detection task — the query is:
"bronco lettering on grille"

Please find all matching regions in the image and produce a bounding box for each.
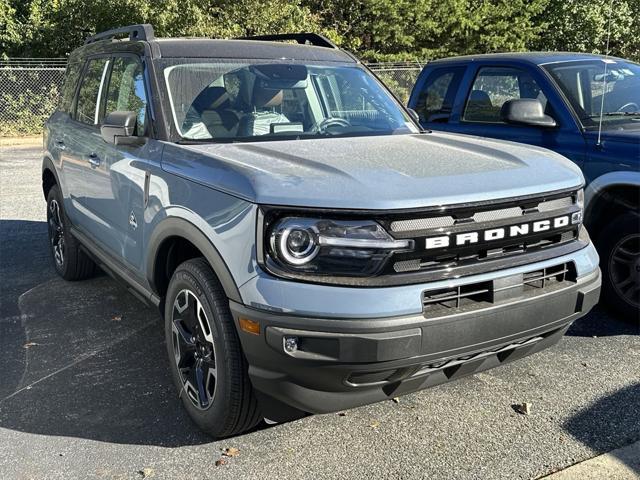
[425,215,571,250]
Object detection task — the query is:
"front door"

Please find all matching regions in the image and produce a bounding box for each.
[82,55,150,271]
[418,65,587,167]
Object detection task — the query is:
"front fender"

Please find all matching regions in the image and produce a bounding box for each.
[145,216,246,303]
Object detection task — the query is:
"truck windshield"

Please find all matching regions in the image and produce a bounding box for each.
[543,59,640,129]
[160,59,418,142]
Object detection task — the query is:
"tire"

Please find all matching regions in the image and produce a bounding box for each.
[597,212,640,322]
[164,258,261,437]
[46,185,96,280]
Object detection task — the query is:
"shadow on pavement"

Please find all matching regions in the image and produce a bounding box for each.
[563,382,640,474]
[0,219,214,446]
[566,305,639,337]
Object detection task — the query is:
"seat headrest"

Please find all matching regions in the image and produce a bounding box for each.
[191,86,231,114]
[468,90,492,107]
[253,81,284,108]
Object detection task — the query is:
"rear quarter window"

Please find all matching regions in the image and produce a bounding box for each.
[58,61,82,114]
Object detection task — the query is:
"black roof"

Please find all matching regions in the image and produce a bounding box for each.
[154,38,355,62]
[428,51,629,66]
[79,24,356,63]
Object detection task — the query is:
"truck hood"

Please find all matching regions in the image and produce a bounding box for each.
[162,132,584,210]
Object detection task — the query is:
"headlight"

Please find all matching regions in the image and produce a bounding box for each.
[265,216,412,277]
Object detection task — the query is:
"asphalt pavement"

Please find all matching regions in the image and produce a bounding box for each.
[1,145,639,480]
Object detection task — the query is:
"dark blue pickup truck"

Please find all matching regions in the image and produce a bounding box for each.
[408,53,640,320]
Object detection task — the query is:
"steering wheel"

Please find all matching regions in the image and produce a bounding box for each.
[313,117,352,133]
[618,102,639,113]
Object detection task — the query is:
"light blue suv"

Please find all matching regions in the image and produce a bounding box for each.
[43,25,600,437]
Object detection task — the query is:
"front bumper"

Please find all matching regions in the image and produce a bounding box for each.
[231,265,601,417]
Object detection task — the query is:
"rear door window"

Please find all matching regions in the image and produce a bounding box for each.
[414,67,465,123]
[74,58,110,125]
[463,67,547,123]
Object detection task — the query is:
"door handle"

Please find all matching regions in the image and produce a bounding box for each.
[55,139,66,150]
[87,153,101,168]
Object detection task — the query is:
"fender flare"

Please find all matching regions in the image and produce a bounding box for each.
[584,171,640,214]
[41,155,61,198]
[146,217,242,303]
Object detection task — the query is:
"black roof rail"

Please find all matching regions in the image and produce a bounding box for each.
[237,33,338,49]
[85,24,155,45]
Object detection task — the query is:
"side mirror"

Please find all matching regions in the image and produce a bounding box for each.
[101,111,138,145]
[500,99,557,128]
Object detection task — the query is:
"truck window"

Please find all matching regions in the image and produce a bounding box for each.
[414,67,465,123]
[74,58,110,125]
[463,67,547,123]
[104,56,148,135]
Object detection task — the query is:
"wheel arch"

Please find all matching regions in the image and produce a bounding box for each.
[584,172,640,242]
[146,217,242,305]
[42,156,60,200]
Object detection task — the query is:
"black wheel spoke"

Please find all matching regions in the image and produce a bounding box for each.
[171,288,217,411]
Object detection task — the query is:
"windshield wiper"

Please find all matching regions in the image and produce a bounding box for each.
[584,111,640,119]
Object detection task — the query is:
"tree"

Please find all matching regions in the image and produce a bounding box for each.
[532,0,640,61]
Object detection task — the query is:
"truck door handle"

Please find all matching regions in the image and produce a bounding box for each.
[55,139,66,150]
[88,153,101,168]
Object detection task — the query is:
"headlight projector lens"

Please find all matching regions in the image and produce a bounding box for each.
[279,226,319,265]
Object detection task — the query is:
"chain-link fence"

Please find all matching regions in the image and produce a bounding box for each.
[0,59,67,136]
[0,59,425,137]
[367,62,425,104]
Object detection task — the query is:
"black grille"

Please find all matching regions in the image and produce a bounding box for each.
[383,189,583,279]
[422,262,576,317]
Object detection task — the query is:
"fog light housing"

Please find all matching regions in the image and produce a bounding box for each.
[284,336,298,354]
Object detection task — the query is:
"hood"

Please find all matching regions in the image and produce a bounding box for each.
[162,132,584,210]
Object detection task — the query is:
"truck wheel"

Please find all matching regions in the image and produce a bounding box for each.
[46,185,96,280]
[164,258,261,437]
[598,213,640,322]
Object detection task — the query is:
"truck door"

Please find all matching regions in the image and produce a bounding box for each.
[416,65,587,168]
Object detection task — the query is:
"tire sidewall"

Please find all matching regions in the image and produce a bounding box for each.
[598,213,640,320]
[46,186,69,277]
[164,265,233,432]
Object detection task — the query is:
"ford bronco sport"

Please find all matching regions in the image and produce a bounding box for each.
[43,25,601,437]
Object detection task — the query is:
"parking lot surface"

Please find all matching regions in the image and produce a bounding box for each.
[1,145,639,480]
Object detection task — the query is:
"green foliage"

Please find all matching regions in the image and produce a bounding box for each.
[3,0,639,61]
[0,69,61,135]
[532,0,640,62]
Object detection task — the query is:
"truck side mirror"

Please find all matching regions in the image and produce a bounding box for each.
[101,111,139,145]
[500,99,557,128]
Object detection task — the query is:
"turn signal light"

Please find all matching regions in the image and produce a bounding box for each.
[239,317,260,335]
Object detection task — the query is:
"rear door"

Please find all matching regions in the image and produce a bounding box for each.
[63,56,112,226]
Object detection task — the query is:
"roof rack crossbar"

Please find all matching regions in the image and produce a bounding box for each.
[237,33,338,49]
[85,24,155,45]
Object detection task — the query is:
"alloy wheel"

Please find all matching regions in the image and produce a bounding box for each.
[48,199,65,267]
[609,233,640,309]
[171,289,218,410]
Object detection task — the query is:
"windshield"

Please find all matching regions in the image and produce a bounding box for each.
[160,59,417,142]
[543,59,640,130]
